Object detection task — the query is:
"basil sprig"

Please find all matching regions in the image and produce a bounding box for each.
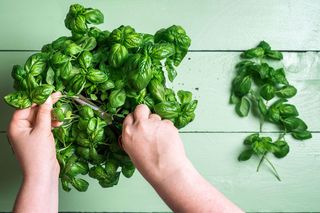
[231,41,312,180]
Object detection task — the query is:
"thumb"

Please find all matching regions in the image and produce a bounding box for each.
[34,95,53,132]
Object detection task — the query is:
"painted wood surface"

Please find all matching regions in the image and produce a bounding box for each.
[0,0,319,51]
[0,0,319,212]
[1,133,320,212]
[1,52,319,132]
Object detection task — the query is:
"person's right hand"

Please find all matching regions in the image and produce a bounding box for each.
[121,104,188,185]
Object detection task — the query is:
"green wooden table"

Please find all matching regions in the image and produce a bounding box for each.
[0,0,319,212]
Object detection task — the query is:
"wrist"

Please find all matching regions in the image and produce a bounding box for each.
[23,163,60,185]
[151,157,195,188]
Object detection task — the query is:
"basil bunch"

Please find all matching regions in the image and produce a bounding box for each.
[231,41,312,180]
[4,4,197,191]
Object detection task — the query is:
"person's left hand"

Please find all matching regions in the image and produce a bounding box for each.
[7,92,62,180]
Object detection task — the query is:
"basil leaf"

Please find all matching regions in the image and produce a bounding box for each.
[238,149,253,161]
[4,91,32,109]
[84,8,104,24]
[276,85,297,98]
[283,117,308,132]
[260,83,275,101]
[292,130,312,140]
[273,140,289,158]
[266,50,283,60]
[30,84,55,105]
[109,89,126,108]
[235,97,250,117]
[279,104,299,118]
[241,47,264,59]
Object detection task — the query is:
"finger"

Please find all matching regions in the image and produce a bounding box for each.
[34,95,53,132]
[10,106,37,130]
[51,92,62,105]
[162,119,174,126]
[123,113,134,127]
[133,104,151,121]
[11,108,32,122]
[51,120,63,128]
[149,113,161,120]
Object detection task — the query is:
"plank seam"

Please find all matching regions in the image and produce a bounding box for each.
[1,131,320,134]
[0,50,319,53]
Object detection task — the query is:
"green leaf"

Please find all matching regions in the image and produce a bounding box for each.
[30,84,55,105]
[71,178,89,192]
[52,108,65,122]
[148,79,166,102]
[241,47,264,59]
[235,75,252,96]
[122,164,135,178]
[177,90,192,104]
[154,101,181,119]
[108,44,128,68]
[151,43,175,60]
[24,53,47,76]
[68,161,89,176]
[235,97,250,117]
[292,130,312,140]
[4,91,32,109]
[238,149,253,161]
[65,43,83,56]
[105,160,118,176]
[78,51,93,68]
[266,50,283,60]
[273,140,289,158]
[257,41,271,51]
[244,133,259,145]
[276,85,297,98]
[86,68,108,83]
[51,52,69,66]
[84,8,104,24]
[257,63,270,79]
[270,68,288,85]
[128,55,153,90]
[260,83,275,101]
[165,59,177,82]
[229,92,240,104]
[109,89,126,108]
[79,105,94,119]
[279,104,299,118]
[80,37,97,51]
[252,140,268,155]
[283,117,308,132]
[69,74,86,94]
[123,33,143,49]
[257,98,267,115]
[58,61,72,80]
[45,67,55,85]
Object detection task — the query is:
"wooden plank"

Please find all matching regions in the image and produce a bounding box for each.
[0,133,319,212]
[0,0,319,51]
[1,51,319,132]
[1,52,319,132]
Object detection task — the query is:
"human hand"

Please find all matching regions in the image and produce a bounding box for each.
[7,92,62,180]
[121,104,188,185]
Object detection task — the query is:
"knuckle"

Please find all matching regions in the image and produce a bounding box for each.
[136,120,148,132]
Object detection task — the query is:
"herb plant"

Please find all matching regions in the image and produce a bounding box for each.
[230,41,312,180]
[4,4,197,191]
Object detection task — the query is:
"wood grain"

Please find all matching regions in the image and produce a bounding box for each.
[0,0,319,51]
[0,133,319,212]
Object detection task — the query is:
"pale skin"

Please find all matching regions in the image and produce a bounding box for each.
[7,92,63,213]
[8,97,243,212]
